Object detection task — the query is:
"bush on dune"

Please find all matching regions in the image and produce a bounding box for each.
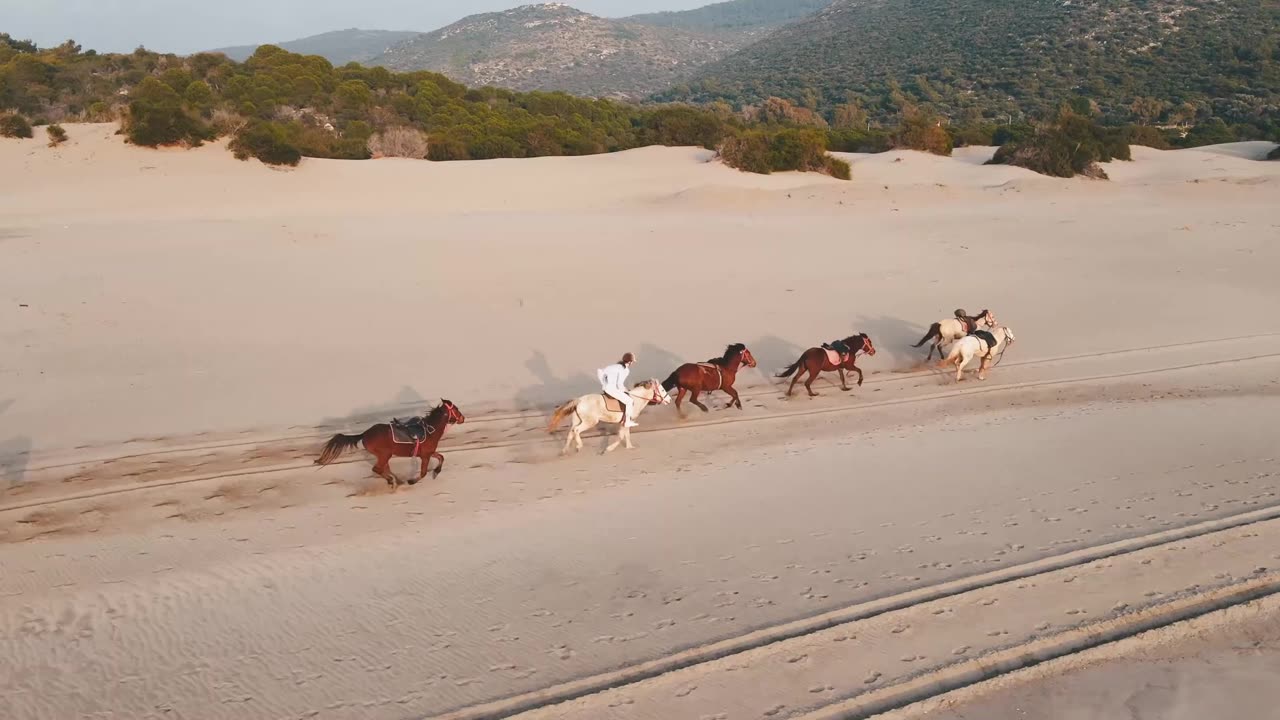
[46,123,67,146]
[123,77,212,147]
[0,111,33,138]
[890,106,952,156]
[988,108,1131,179]
[230,120,301,166]
[717,127,850,179]
[1267,145,1280,161]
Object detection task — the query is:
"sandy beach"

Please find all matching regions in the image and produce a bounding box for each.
[2,125,1279,719]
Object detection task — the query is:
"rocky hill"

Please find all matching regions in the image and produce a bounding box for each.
[372,3,738,99]
[624,0,832,34]
[208,29,420,65]
[659,0,1280,124]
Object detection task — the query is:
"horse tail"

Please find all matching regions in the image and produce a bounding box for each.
[547,400,577,433]
[315,433,362,466]
[912,323,941,347]
[775,357,803,378]
[661,370,680,392]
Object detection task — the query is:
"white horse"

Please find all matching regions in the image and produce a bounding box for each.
[912,309,996,360]
[546,379,671,455]
[941,325,1016,382]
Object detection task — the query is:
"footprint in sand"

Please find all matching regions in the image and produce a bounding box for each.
[864,671,883,684]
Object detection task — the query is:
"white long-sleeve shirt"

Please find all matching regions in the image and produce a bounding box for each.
[597,362,629,393]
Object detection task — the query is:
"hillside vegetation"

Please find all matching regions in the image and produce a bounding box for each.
[625,0,832,33]
[208,29,421,65]
[0,35,851,178]
[373,4,733,99]
[661,0,1280,133]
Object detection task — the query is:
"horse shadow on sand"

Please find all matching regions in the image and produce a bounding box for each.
[0,398,32,488]
[513,343,689,414]
[316,386,429,431]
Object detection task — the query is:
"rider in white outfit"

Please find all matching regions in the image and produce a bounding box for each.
[598,352,638,428]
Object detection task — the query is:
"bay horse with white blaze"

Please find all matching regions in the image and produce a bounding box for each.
[662,343,757,416]
[777,333,877,397]
[314,400,465,491]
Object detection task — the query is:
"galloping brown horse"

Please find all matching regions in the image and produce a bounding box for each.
[314,400,466,490]
[777,334,877,397]
[661,343,757,415]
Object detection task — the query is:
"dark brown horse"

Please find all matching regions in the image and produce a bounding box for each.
[315,400,466,490]
[661,343,757,415]
[777,334,877,397]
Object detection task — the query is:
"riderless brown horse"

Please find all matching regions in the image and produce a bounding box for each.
[314,400,466,491]
[777,334,877,397]
[661,343,757,416]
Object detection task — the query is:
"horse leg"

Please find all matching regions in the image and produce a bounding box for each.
[371,451,398,489]
[605,426,625,453]
[430,452,445,479]
[689,389,709,413]
[804,365,820,397]
[786,369,802,397]
[409,449,431,485]
[978,356,991,381]
[838,367,850,392]
[723,384,742,410]
[675,387,688,417]
[955,351,969,382]
[852,364,865,387]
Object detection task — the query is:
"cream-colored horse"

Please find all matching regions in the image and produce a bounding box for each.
[546,379,671,455]
[913,309,996,360]
[941,326,1016,381]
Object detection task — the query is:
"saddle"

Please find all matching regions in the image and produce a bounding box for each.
[970,330,998,354]
[821,341,851,365]
[390,416,433,444]
[601,393,625,413]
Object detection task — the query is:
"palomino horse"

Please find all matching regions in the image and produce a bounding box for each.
[912,309,996,360]
[661,343,757,416]
[776,333,877,397]
[314,400,466,491]
[547,379,670,455]
[941,326,1016,382]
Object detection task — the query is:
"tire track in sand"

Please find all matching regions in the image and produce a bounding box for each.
[430,506,1280,720]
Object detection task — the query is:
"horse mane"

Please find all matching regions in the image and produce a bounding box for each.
[841,333,869,347]
[706,343,747,367]
[425,400,451,419]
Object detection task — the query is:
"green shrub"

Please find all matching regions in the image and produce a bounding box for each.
[640,105,728,149]
[949,123,998,147]
[46,123,68,146]
[987,109,1130,179]
[1125,124,1172,150]
[124,77,211,147]
[0,112,34,138]
[824,155,852,180]
[891,108,952,156]
[719,127,849,179]
[1178,119,1237,148]
[1268,145,1280,161]
[767,128,829,171]
[717,131,772,174]
[230,120,301,166]
[827,128,891,153]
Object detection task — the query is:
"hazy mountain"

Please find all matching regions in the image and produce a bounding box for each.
[208,28,421,64]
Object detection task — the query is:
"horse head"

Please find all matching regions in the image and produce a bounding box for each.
[999,326,1015,345]
[845,333,876,356]
[730,343,757,368]
[439,399,466,425]
[637,379,672,405]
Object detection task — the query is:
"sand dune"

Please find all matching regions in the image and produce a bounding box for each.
[2,126,1279,719]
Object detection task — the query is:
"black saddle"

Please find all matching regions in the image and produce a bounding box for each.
[970,330,997,350]
[822,340,852,355]
[390,416,433,444]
